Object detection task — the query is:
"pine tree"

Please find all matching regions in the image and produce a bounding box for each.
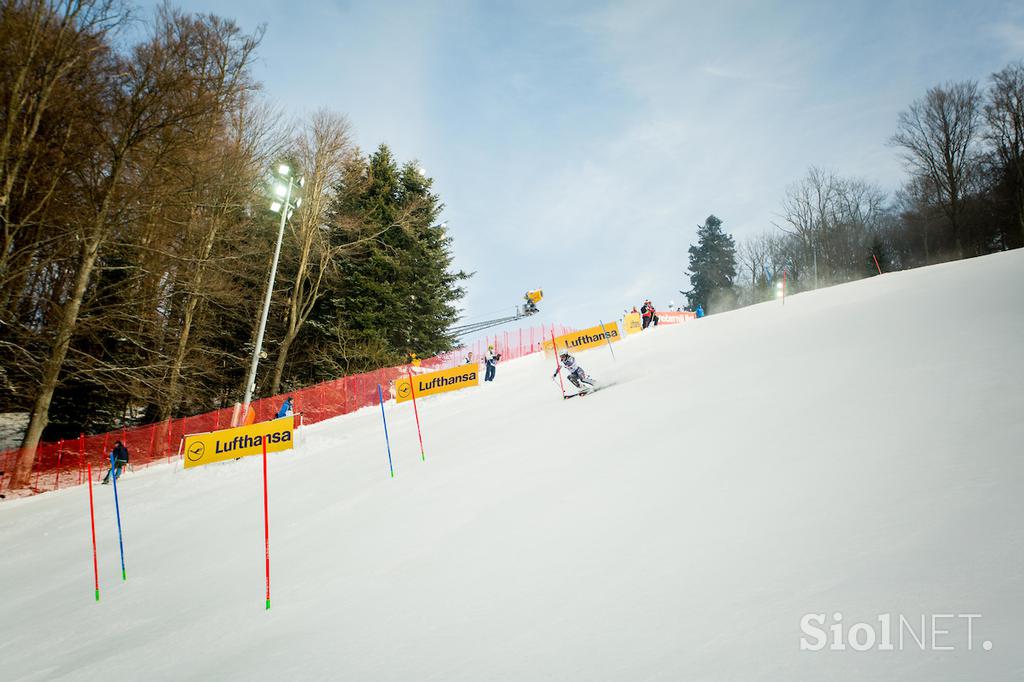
[683,215,738,313]
[301,144,470,377]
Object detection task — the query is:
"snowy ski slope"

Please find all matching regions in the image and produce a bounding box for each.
[1,251,1022,680]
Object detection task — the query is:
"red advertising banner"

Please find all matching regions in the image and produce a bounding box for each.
[655,311,696,325]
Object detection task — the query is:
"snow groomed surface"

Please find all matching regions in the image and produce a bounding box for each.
[1,251,1022,680]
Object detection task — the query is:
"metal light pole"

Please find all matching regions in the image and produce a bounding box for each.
[241,165,301,420]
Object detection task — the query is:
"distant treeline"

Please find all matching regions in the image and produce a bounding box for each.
[0,1,467,484]
[685,61,1024,312]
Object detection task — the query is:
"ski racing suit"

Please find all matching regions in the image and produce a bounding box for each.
[554,354,593,389]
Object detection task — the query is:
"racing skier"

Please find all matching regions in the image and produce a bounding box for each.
[553,350,596,391]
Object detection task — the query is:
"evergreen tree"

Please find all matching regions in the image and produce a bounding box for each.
[683,215,738,313]
[301,144,470,377]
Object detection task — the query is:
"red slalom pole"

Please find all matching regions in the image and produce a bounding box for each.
[86,459,99,602]
[407,368,426,461]
[262,438,271,610]
[550,327,566,398]
[872,254,883,275]
[56,439,63,490]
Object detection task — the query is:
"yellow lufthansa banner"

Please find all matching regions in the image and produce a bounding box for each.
[183,416,295,469]
[544,322,622,354]
[394,364,479,404]
[624,312,643,335]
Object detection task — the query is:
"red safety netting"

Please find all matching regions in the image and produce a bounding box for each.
[0,323,572,499]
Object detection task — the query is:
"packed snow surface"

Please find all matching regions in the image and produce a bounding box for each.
[2,251,1023,680]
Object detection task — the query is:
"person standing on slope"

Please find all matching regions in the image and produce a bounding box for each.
[641,300,654,329]
[277,396,294,418]
[484,345,500,382]
[553,351,595,391]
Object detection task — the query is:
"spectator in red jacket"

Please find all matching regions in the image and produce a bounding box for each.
[641,300,659,329]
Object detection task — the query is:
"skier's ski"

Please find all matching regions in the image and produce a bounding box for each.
[564,383,600,399]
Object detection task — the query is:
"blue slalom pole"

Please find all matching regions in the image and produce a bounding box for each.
[110,453,126,580]
[377,384,394,478]
[599,320,616,362]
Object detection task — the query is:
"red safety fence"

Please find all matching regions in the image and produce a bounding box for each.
[0,323,572,500]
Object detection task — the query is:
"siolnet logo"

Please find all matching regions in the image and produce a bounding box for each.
[800,612,992,652]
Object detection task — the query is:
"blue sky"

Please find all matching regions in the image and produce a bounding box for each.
[156,0,1024,333]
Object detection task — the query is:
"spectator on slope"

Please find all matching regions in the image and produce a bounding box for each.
[484,345,500,382]
[641,300,659,328]
[553,351,596,392]
[696,304,705,318]
[277,396,294,419]
[465,351,475,365]
[101,441,130,485]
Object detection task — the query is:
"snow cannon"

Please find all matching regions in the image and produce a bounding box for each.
[523,289,543,315]
[448,289,545,338]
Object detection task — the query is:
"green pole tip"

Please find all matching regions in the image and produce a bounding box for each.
[265,599,271,610]
[95,590,100,602]
[122,569,126,581]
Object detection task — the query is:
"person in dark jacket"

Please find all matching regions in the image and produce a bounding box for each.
[101,441,129,484]
[641,300,659,328]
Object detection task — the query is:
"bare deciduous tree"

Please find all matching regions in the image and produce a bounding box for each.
[985,61,1024,246]
[268,110,353,394]
[891,81,983,259]
[11,6,261,487]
